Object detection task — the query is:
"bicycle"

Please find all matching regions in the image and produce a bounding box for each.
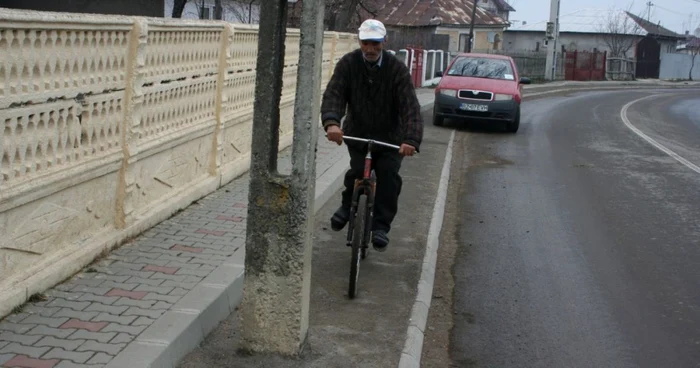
[336,135,401,299]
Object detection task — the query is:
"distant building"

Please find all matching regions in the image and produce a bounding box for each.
[478,0,516,22]
[1,0,164,17]
[503,8,684,79]
[373,0,512,52]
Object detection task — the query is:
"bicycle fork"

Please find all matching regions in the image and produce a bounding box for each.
[346,149,376,247]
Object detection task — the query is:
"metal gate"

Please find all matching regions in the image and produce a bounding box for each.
[635,36,661,79]
[565,50,607,81]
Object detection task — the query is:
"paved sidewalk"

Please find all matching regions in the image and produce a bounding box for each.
[0,90,436,368]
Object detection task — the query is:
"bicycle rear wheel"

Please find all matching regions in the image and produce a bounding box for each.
[349,194,367,299]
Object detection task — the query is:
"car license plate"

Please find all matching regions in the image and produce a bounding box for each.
[460,103,488,112]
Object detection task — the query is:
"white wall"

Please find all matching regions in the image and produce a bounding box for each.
[504,30,640,57]
[660,52,700,80]
[164,0,260,23]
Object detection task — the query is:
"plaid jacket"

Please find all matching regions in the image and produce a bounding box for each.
[321,49,424,151]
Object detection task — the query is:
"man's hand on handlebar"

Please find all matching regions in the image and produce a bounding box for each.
[326,125,344,145]
[399,144,416,157]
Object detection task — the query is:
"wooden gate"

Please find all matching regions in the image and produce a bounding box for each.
[565,50,607,81]
[635,36,661,79]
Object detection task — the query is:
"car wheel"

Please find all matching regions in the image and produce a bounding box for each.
[433,107,444,126]
[506,106,520,133]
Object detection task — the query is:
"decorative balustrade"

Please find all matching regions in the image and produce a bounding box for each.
[0,8,358,317]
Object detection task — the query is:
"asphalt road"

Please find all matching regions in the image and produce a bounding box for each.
[178,124,453,367]
[424,88,700,368]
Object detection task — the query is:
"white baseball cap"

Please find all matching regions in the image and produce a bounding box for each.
[358,19,387,41]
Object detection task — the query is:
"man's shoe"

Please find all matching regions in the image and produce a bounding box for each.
[330,206,350,231]
[372,230,389,252]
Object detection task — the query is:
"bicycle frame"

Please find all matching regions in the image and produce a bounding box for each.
[341,136,401,247]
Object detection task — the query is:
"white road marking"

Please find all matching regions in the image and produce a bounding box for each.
[620,94,700,175]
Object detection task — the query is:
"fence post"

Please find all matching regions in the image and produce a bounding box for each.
[602,51,608,81]
[212,23,233,178]
[329,32,338,81]
[116,18,148,229]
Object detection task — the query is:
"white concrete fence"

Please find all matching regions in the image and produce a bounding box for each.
[0,8,357,317]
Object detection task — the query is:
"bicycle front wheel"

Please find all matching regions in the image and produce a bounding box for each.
[349,194,367,299]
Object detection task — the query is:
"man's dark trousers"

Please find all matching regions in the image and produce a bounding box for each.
[342,144,403,233]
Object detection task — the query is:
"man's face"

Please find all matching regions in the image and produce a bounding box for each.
[360,39,384,62]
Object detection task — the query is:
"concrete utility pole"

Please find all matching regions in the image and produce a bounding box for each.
[468,0,478,52]
[239,0,325,356]
[544,0,561,81]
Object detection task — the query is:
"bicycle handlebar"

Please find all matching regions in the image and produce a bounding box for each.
[341,136,401,150]
[324,134,402,150]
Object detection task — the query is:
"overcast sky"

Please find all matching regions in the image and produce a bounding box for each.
[506,0,700,34]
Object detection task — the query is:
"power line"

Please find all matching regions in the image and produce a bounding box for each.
[654,4,686,16]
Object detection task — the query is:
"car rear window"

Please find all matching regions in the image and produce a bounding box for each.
[446,57,515,81]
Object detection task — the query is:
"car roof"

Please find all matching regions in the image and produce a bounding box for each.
[452,53,513,60]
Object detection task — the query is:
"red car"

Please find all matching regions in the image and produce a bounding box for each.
[433,53,530,133]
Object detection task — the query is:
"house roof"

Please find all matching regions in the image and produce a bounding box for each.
[625,12,683,39]
[375,0,508,28]
[492,0,515,12]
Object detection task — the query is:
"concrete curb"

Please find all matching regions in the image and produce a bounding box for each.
[398,130,456,368]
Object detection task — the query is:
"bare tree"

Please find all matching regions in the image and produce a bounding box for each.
[172,0,188,17]
[223,0,259,23]
[596,6,643,58]
[288,0,378,31]
[214,0,223,20]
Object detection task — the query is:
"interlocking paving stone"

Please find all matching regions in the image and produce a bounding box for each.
[112,298,155,309]
[52,309,99,321]
[23,306,62,317]
[74,294,119,305]
[0,353,15,365]
[121,307,163,320]
[67,330,116,344]
[105,289,147,300]
[59,320,107,333]
[130,317,155,327]
[1,313,31,323]
[34,336,85,351]
[89,313,136,325]
[0,332,42,346]
[42,347,94,364]
[124,277,164,287]
[99,324,146,336]
[142,293,182,304]
[76,341,125,355]
[2,354,58,368]
[110,333,133,344]
[21,316,70,329]
[69,287,112,297]
[25,326,76,339]
[87,352,113,364]
[0,343,51,358]
[55,361,103,368]
[83,303,128,316]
